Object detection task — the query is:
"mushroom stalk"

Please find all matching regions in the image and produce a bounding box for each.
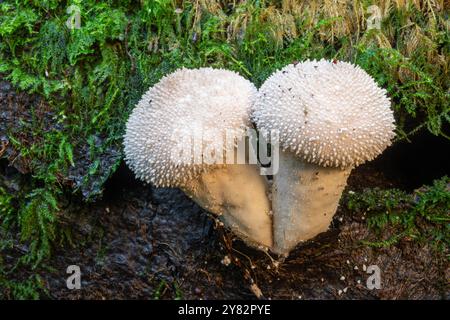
[272,150,351,254]
[181,164,273,248]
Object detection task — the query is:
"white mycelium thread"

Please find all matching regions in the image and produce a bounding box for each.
[124,67,257,187]
[252,59,396,168]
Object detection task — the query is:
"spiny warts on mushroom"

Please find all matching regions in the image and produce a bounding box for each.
[252,59,396,255]
[124,67,273,249]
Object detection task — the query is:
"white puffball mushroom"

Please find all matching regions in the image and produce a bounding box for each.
[124,67,273,248]
[252,59,396,255]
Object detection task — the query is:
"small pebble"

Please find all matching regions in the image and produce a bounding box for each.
[340,276,345,281]
[357,280,361,284]
[343,287,348,293]
[221,255,231,266]
[363,264,367,271]
[338,290,343,295]
[354,266,359,270]
[346,260,350,265]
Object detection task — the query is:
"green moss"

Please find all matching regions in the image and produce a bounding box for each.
[0,187,47,299]
[347,176,450,253]
[0,273,44,300]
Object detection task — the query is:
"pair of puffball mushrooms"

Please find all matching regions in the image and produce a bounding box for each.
[124,60,396,256]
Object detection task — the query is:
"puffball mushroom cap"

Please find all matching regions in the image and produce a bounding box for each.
[124,67,257,187]
[252,59,396,168]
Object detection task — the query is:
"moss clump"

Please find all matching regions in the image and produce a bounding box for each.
[0,187,43,299]
[347,176,450,253]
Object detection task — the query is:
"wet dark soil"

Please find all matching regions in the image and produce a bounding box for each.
[0,80,54,174]
[0,79,122,201]
[374,127,450,191]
